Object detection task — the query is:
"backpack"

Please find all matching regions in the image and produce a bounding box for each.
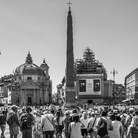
[131,126,138,138]
[21,114,30,129]
[0,113,6,125]
[21,114,34,129]
[7,114,14,126]
[97,118,108,137]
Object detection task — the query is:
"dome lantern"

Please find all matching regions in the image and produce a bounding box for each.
[25,52,33,64]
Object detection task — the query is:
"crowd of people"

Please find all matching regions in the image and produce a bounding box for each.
[0,104,138,138]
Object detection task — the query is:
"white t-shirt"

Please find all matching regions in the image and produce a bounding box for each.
[80,117,89,128]
[70,122,82,138]
[108,120,122,138]
[41,114,54,131]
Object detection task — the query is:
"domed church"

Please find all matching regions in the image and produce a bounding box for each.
[10,52,52,106]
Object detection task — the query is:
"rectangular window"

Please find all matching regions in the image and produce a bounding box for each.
[79,80,86,92]
[38,77,40,80]
[135,86,138,92]
[93,79,100,92]
[27,77,32,80]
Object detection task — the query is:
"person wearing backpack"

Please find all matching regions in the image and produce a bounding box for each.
[0,110,7,138]
[20,106,35,138]
[127,110,138,138]
[87,112,97,138]
[7,105,20,138]
[96,111,113,138]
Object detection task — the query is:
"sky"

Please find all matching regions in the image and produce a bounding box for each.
[0,0,138,92]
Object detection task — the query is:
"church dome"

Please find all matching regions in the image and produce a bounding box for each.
[14,52,44,76]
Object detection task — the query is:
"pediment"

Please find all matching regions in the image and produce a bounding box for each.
[21,81,39,89]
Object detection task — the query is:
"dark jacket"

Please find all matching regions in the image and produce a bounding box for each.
[0,113,6,125]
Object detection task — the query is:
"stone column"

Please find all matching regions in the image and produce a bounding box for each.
[23,89,24,104]
[35,89,37,104]
[24,89,26,105]
[37,90,39,104]
[21,89,23,105]
[34,89,36,104]
[38,90,40,104]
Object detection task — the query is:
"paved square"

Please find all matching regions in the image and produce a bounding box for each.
[3,125,22,138]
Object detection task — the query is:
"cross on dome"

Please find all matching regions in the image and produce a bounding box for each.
[67,1,72,11]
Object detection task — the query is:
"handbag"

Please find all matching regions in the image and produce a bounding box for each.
[87,117,96,133]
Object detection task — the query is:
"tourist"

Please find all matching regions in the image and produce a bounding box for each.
[127,110,138,138]
[80,112,89,138]
[63,110,71,138]
[7,105,20,138]
[33,118,43,138]
[96,110,113,138]
[0,110,7,138]
[54,110,64,138]
[124,108,134,129]
[87,112,97,138]
[41,110,55,138]
[20,106,35,138]
[68,114,84,138]
[108,114,123,138]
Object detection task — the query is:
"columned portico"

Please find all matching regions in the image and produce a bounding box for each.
[20,82,41,105]
[20,88,40,105]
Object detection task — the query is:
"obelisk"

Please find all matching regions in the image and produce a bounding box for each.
[65,2,76,105]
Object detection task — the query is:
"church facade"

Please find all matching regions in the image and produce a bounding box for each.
[8,52,52,106]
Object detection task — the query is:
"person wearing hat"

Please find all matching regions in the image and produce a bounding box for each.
[7,105,20,138]
[20,106,35,138]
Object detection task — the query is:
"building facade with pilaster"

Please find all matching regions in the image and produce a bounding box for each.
[125,68,138,104]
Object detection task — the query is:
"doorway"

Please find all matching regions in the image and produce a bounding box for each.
[28,97,32,105]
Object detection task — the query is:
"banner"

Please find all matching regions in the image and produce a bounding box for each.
[79,79,101,95]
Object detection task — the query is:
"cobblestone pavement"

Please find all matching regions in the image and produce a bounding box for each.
[3,125,22,138]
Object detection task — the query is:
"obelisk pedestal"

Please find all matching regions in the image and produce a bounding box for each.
[66,87,76,104]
